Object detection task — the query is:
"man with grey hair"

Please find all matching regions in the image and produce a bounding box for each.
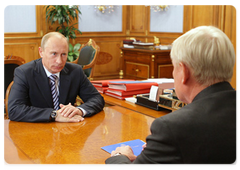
[105,26,236,164]
[8,32,105,122]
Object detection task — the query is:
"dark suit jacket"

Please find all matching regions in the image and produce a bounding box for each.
[106,82,236,164]
[8,58,105,122]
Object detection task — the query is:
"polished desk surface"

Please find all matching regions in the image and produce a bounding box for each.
[102,94,170,118]
[4,105,156,164]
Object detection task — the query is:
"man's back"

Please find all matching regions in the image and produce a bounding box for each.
[106,82,236,164]
[139,82,236,163]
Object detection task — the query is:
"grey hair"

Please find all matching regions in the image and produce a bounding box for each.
[170,26,235,86]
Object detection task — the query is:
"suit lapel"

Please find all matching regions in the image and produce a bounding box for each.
[34,60,53,108]
[59,66,70,104]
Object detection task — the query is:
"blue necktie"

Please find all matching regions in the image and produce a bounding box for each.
[49,75,59,110]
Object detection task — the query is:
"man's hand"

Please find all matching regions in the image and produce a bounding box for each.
[142,143,147,150]
[111,145,137,162]
[55,111,84,123]
[58,103,83,118]
[54,103,84,123]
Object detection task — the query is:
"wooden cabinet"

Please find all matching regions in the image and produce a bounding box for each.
[120,47,173,80]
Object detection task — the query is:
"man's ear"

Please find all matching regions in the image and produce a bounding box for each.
[39,47,43,58]
[179,62,190,84]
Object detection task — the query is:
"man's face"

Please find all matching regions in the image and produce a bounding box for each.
[39,36,68,74]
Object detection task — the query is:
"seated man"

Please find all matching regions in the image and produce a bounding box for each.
[105,26,236,163]
[8,32,105,122]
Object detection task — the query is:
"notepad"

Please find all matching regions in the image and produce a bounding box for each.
[101,139,145,156]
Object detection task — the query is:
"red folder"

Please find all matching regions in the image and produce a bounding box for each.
[106,89,150,96]
[105,92,133,100]
[91,79,135,87]
[108,81,158,91]
[95,87,108,94]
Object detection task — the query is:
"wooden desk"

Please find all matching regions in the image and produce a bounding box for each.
[4,106,155,164]
[102,94,170,118]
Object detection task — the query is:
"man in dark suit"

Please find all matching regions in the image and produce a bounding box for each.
[105,26,236,164]
[8,32,105,122]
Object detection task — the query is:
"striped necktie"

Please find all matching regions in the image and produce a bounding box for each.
[49,75,59,110]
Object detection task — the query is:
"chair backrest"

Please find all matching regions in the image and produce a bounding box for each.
[4,59,24,97]
[72,39,100,80]
[5,55,25,64]
[5,81,14,119]
[78,45,96,77]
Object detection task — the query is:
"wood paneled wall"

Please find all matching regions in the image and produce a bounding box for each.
[4,5,236,88]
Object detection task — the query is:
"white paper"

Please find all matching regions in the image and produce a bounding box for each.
[149,85,159,101]
[125,97,137,103]
[142,78,174,84]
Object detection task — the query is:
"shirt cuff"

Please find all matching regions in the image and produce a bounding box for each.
[77,107,87,117]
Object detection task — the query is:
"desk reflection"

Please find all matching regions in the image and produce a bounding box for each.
[5,106,154,164]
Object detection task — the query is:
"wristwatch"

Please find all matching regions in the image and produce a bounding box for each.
[50,110,57,121]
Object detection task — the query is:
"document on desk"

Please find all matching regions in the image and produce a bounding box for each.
[149,85,159,101]
[101,139,145,156]
[108,81,158,91]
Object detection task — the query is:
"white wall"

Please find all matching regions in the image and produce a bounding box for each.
[4,5,184,33]
[150,5,184,33]
[78,5,122,32]
[4,5,36,33]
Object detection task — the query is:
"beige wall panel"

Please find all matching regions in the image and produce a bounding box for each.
[93,41,122,79]
[224,6,236,89]
[130,6,147,33]
[4,43,40,63]
[4,5,236,83]
[192,6,215,27]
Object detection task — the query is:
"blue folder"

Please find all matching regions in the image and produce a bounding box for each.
[101,139,145,156]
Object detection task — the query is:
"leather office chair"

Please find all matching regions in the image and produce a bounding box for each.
[4,57,25,118]
[71,39,100,81]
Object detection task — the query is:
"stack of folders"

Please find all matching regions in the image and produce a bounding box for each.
[91,79,135,94]
[106,81,159,100]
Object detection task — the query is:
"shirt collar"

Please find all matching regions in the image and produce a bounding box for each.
[43,65,60,79]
